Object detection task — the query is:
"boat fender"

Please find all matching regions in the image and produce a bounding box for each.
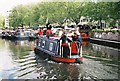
[34,48,36,54]
[76,58,83,64]
[34,48,38,54]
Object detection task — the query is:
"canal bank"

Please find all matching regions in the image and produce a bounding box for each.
[90,38,120,49]
[90,30,120,49]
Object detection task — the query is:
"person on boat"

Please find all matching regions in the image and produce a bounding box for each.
[59,28,64,37]
[37,28,43,36]
[58,32,72,58]
[71,32,82,55]
[46,24,53,38]
[71,32,82,45]
[36,28,43,46]
[43,28,47,35]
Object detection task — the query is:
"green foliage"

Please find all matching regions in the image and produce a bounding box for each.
[9,2,120,28]
[92,29,97,32]
[0,15,4,28]
[117,30,120,33]
[92,29,120,33]
[92,29,103,33]
[111,30,115,33]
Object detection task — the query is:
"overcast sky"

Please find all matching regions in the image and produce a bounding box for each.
[0,0,118,16]
[0,0,40,16]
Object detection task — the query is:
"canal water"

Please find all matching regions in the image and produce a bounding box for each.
[0,39,119,80]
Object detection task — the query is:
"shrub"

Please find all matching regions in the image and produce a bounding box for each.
[117,30,120,33]
[92,29,103,33]
[111,30,116,33]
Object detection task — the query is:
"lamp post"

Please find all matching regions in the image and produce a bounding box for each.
[5,10,12,29]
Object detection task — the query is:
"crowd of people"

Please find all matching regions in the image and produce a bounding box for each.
[37,23,83,57]
[37,23,82,44]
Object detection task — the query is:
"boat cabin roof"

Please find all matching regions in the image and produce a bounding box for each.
[37,36,60,57]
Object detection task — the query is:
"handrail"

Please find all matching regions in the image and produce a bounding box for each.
[57,40,82,58]
[76,41,81,56]
[56,40,61,56]
[80,45,82,57]
[69,43,71,58]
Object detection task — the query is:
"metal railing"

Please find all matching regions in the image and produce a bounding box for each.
[57,41,82,58]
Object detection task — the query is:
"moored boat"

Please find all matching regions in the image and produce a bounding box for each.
[13,30,30,40]
[34,36,83,63]
[78,25,91,40]
[29,31,37,40]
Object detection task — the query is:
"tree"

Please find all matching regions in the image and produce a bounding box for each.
[9,2,120,28]
[0,15,5,28]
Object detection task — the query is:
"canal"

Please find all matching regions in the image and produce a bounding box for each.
[0,39,119,80]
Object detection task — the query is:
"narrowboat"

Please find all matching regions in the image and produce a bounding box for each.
[34,36,83,63]
[78,25,91,40]
[29,32,37,40]
[13,31,30,40]
[1,31,6,39]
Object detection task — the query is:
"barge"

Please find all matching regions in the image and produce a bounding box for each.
[34,36,83,63]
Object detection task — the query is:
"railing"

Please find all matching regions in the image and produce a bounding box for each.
[57,41,82,58]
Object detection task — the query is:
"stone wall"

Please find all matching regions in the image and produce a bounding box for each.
[92,32,120,41]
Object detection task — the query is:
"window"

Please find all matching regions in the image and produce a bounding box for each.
[83,19,85,22]
[42,40,45,48]
[38,39,41,46]
[49,43,53,51]
[86,19,88,22]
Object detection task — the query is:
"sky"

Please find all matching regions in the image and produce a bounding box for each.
[0,0,40,16]
[0,0,84,16]
[0,0,118,16]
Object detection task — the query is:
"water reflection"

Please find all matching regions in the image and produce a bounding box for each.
[83,42,118,63]
[35,55,82,79]
[0,39,119,80]
[82,42,118,79]
[92,44,118,60]
[8,40,34,59]
[0,39,18,79]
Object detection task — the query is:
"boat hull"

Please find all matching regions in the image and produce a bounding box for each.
[13,36,29,40]
[34,47,83,64]
[29,36,36,40]
[82,37,90,40]
[52,57,83,63]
